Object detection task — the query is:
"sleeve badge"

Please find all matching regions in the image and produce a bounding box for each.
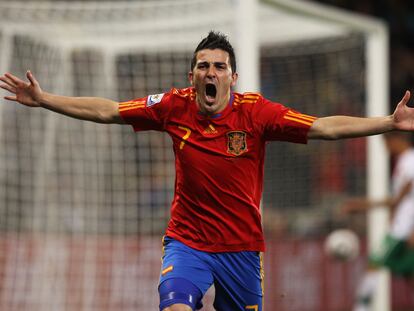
[146,93,165,107]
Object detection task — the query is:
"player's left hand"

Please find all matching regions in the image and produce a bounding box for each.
[392,90,414,131]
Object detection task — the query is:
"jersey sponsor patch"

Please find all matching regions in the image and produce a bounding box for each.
[227,131,248,156]
[146,93,164,107]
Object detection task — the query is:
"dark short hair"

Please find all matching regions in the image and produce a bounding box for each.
[190,31,237,73]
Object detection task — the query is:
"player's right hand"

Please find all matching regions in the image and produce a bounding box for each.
[0,71,43,107]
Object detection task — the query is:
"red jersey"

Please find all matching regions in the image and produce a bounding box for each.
[119,87,316,252]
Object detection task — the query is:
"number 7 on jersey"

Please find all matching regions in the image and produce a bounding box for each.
[178,126,191,150]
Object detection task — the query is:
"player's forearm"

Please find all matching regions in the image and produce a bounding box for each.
[39,92,122,124]
[308,115,394,140]
[342,197,391,214]
[389,181,412,210]
[370,197,394,209]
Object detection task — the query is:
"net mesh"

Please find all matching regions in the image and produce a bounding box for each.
[261,35,368,311]
[0,1,389,310]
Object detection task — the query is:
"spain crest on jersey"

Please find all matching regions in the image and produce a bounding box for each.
[227,131,248,156]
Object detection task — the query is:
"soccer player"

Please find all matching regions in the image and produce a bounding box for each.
[342,131,414,311]
[1,31,414,311]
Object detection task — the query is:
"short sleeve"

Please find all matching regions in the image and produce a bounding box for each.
[118,91,173,132]
[253,97,317,143]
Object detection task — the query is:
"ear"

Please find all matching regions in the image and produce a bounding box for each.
[188,71,194,86]
[230,72,238,87]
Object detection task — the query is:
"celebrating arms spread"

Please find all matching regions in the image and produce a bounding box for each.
[2,71,414,138]
[0,71,124,124]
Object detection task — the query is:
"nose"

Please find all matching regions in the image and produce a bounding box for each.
[206,64,216,78]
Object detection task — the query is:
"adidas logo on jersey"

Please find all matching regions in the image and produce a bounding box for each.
[203,124,218,134]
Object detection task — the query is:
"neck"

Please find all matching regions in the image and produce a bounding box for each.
[197,91,231,116]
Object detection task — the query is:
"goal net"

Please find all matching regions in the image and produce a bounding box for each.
[0,1,392,311]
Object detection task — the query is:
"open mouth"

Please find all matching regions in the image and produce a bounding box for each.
[205,83,217,103]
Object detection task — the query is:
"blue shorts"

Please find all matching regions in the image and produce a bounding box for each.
[158,236,263,311]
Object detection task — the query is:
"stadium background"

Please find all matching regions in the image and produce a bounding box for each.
[0,0,413,310]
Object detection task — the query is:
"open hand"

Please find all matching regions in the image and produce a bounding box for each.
[392,91,414,131]
[0,71,42,107]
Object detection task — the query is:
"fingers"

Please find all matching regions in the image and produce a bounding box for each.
[400,90,411,106]
[0,75,17,88]
[4,95,17,102]
[394,91,411,112]
[404,90,410,101]
[26,70,38,87]
[1,71,36,88]
[0,82,16,94]
[4,72,26,86]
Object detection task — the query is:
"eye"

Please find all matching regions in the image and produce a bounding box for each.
[197,63,208,69]
[215,63,226,70]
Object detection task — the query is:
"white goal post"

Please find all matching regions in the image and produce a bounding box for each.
[265,2,390,310]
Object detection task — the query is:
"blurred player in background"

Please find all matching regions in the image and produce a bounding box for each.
[1,31,414,311]
[343,131,414,311]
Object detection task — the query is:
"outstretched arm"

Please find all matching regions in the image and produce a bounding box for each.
[342,181,412,214]
[0,71,124,124]
[308,91,413,140]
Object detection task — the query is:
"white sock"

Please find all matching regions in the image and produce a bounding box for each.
[352,270,380,311]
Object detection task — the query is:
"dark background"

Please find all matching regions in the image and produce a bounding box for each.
[317,0,414,108]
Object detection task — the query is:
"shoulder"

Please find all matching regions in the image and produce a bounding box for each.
[171,87,196,101]
[167,88,195,116]
[145,87,194,111]
[233,92,265,116]
[233,91,262,108]
[233,92,287,116]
